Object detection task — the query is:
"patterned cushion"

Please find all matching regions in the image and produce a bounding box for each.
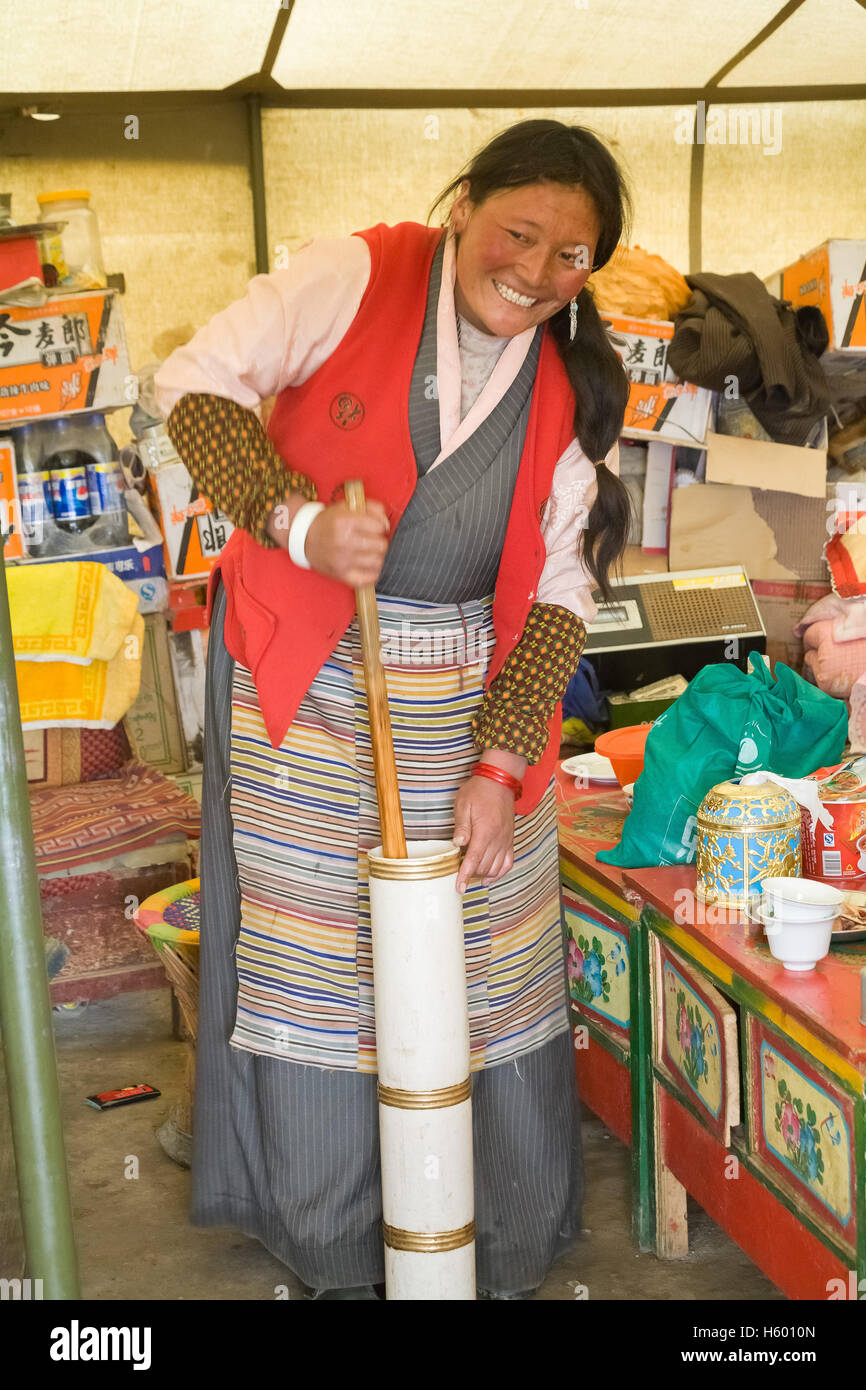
[29,760,201,876]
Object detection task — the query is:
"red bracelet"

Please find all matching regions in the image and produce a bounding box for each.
[471,763,524,799]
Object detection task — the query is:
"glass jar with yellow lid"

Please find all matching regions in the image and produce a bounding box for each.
[37,189,107,291]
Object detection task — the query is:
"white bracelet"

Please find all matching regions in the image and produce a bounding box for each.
[287,501,325,569]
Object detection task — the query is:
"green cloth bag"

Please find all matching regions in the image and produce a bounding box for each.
[597,658,847,868]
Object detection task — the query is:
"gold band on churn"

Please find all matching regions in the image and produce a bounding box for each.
[383,1221,476,1253]
[367,848,462,881]
[378,1078,471,1110]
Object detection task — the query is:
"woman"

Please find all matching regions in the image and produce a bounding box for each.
[155,118,631,1300]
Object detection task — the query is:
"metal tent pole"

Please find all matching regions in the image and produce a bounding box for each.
[0,549,79,1299]
[247,93,269,276]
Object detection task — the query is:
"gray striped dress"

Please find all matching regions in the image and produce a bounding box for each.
[192,236,584,1295]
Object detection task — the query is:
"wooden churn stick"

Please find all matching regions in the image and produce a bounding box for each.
[344,479,408,859]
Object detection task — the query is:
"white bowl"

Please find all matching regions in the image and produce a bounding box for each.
[761,877,844,923]
[758,907,833,972]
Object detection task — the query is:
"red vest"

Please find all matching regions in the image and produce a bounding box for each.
[206,221,577,812]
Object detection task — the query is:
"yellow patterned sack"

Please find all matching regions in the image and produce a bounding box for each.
[15,611,145,728]
[7,561,139,664]
[589,245,691,321]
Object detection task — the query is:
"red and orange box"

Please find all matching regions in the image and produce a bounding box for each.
[782,240,866,355]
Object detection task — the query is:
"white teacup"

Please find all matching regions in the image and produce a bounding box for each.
[760,877,844,924]
[756,907,833,972]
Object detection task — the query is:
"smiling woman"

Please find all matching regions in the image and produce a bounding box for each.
[155,115,634,1301]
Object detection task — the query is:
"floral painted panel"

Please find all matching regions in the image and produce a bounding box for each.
[564,904,629,1031]
[661,961,723,1119]
[759,1041,852,1229]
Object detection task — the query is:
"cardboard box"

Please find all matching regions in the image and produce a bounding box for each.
[167,578,209,632]
[149,461,234,579]
[0,289,132,423]
[123,613,187,774]
[781,240,866,355]
[751,579,832,674]
[169,770,203,806]
[669,483,830,583]
[705,429,827,499]
[641,442,675,553]
[605,315,713,446]
[167,627,205,771]
[621,545,668,576]
[15,541,165,580]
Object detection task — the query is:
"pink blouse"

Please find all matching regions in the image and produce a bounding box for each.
[155,227,615,623]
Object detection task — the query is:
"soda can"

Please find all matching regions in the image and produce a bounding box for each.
[18,470,53,530]
[86,461,111,515]
[50,466,91,521]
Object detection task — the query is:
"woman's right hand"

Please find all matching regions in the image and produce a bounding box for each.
[264,493,390,587]
[305,499,390,587]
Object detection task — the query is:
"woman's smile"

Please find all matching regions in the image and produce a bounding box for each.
[492,279,540,309]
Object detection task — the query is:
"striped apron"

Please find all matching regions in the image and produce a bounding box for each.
[227,592,569,1072]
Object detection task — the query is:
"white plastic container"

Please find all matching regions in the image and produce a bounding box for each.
[37,189,107,290]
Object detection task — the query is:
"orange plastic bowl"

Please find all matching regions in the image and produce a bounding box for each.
[594,724,652,788]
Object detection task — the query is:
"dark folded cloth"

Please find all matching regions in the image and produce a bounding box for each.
[669,271,831,445]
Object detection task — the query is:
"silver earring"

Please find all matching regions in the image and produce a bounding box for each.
[569,297,578,342]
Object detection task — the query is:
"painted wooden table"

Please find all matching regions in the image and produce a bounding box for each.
[557,766,866,1301]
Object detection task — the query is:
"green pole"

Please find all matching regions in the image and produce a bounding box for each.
[246,93,269,276]
[0,548,79,1299]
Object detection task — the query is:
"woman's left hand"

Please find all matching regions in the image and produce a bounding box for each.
[452,777,515,894]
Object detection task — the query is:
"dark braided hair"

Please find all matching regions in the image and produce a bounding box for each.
[429,119,633,599]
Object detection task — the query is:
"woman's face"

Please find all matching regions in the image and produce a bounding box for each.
[450,179,601,338]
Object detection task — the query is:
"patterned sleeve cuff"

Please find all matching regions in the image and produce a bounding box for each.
[471,603,587,764]
[165,392,318,549]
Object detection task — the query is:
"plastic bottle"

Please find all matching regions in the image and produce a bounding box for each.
[13,421,57,557]
[80,413,130,548]
[43,417,95,538]
[130,396,181,474]
[36,190,107,291]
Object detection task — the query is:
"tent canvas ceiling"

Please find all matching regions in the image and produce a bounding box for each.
[0,2,863,375]
[1,0,865,98]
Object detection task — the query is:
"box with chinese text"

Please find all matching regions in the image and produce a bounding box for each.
[0,290,132,422]
[148,461,234,580]
[605,315,713,447]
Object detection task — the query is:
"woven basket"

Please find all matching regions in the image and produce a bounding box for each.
[134,879,201,1164]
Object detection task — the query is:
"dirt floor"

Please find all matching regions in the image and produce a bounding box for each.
[1,987,784,1301]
